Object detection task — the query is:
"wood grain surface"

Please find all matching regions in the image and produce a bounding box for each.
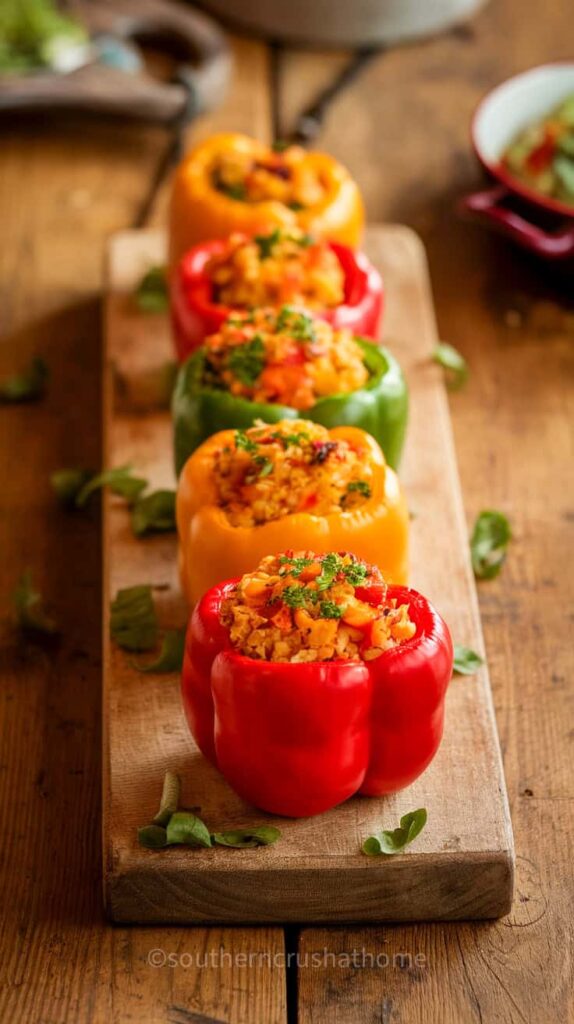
[0,0,572,1019]
[104,226,513,925]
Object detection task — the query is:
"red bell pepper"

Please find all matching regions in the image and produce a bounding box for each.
[170,237,384,362]
[181,579,453,817]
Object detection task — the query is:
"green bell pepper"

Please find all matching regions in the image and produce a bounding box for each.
[172,339,408,475]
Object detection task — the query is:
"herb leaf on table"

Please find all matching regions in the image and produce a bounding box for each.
[362,808,427,856]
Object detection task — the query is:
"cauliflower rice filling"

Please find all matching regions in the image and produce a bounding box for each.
[202,306,369,410]
[211,146,325,208]
[221,552,416,663]
[206,228,345,311]
[213,420,374,527]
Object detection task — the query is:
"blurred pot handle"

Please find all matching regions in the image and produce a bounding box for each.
[459,185,574,259]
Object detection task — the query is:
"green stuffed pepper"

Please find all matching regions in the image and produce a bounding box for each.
[172,306,407,475]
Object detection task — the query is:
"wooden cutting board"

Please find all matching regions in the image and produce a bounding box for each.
[103,226,514,924]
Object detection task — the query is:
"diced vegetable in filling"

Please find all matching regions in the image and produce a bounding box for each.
[211,145,325,208]
[202,306,369,408]
[213,420,374,527]
[206,229,345,311]
[221,551,416,663]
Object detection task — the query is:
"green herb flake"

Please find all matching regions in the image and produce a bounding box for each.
[153,771,181,827]
[281,585,309,609]
[212,826,281,848]
[254,228,282,259]
[228,335,266,385]
[0,356,48,403]
[432,342,468,390]
[319,600,344,619]
[362,808,427,856]
[255,456,273,478]
[343,560,369,587]
[12,570,58,635]
[110,585,158,652]
[470,510,511,580]
[135,266,168,313]
[131,489,176,537]
[453,645,484,676]
[289,200,305,211]
[219,182,247,201]
[234,429,258,454]
[316,553,343,591]
[278,555,314,577]
[347,480,372,497]
[275,305,316,342]
[166,811,212,848]
[131,628,185,674]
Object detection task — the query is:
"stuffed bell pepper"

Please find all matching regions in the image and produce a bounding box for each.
[182,551,453,817]
[172,306,407,474]
[170,227,383,360]
[169,132,364,270]
[177,419,408,604]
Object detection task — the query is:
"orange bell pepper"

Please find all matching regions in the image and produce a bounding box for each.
[169,132,365,272]
[177,424,408,605]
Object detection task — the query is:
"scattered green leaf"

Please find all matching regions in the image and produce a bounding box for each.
[131,629,185,674]
[212,826,281,849]
[12,570,58,635]
[228,335,265,385]
[0,356,48,403]
[131,489,176,537]
[110,585,158,652]
[362,808,427,856]
[432,342,468,390]
[153,771,181,828]
[76,464,147,508]
[135,265,168,313]
[453,645,483,676]
[255,227,282,259]
[138,824,168,849]
[50,467,92,506]
[470,510,511,580]
[166,812,212,848]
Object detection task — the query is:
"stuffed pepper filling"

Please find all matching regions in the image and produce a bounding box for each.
[212,420,374,527]
[202,306,368,408]
[205,228,345,311]
[211,145,325,208]
[221,552,416,663]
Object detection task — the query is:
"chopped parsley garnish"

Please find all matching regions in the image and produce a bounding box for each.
[255,456,273,478]
[234,429,258,454]
[272,430,310,448]
[289,200,305,211]
[281,585,310,609]
[278,555,314,577]
[255,228,282,259]
[275,305,316,342]
[343,561,369,587]
[316,553,343,591]
[228,335,265,385]
[319,600,344,619]
[341,480,372,505]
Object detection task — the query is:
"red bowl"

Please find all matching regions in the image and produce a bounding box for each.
[460,63,574,259]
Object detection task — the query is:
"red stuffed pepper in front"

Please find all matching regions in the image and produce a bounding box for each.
[182,551,453,817]
[171,227,383,361]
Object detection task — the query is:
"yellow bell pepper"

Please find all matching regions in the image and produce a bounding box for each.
[169,132,365,272]
[177,424,408,605]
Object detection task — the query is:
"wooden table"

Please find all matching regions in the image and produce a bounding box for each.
[0,0,572,1019]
